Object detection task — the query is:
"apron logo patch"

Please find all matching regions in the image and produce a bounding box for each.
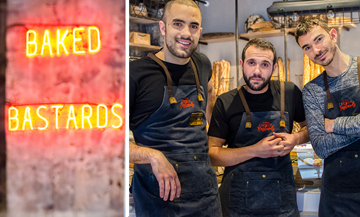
[257,122,275,132]
[180,98,194,109]
[339,99,356,111]
[189,112,203,126]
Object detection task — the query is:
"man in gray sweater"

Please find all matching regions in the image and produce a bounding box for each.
[295,17,360,217]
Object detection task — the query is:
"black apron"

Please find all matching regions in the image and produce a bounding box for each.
[131,53,221,217]
[219,82,299,217]
[318,57,360,217]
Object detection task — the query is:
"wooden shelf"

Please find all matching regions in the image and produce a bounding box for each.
[199,35,236,44]
[199,23,357,44]
[129,16,159,24]
[239,29,285,40]
[129,42,161,51]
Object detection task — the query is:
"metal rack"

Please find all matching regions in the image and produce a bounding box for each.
[129,0,208,21]
[266,0,360,81]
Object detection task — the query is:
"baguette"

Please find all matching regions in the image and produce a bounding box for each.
[287,58,290,81]
[309,57,315,81]
[212,61,219,96]
[271,62,279,80]
[302,54,311,87]
[278,57,285,81]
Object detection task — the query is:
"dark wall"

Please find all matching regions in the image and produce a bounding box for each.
[0,0,7,211]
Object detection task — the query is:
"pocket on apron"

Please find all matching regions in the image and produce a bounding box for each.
[133,164,160,197]
[229,171,284,214]
[175,160,218,199]
[245,179,281,210]
[244,172,282,210]
[337,151,360,192]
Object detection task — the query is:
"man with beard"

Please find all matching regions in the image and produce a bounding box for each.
[296,17,360,217]
[208,38,309,217]
[129,0,221,216]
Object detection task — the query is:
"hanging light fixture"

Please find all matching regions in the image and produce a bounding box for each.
[267,0,360,28]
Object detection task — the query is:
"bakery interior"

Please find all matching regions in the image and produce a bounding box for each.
[129,0,360,216]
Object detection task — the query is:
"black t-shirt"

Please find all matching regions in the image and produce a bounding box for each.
[130,52,212,130]
[208,81,306,146]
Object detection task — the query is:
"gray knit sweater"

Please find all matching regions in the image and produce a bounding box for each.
[302,56,360,159]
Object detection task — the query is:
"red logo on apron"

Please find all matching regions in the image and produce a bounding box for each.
[257,122,275,132]
[339,99,356,111]
[180,98,194,109]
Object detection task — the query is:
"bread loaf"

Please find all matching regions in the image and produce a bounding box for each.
[253,27,275,32]
[217,60,230,96]
[251,21,274,29]
[271,61,279,81]
[287,58,290,81]
[245,14,264,33]
[278,57,285,81]
[212,61,220,95]
[328,17,354,24]
[309,57,315,80]
[302,54,311,87]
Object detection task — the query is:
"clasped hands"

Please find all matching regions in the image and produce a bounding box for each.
[255,132,296,158]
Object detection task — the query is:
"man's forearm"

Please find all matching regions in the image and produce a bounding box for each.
[292,126,310,145]
[209,145,257,167]
[129,141,162,164]
[333,115,360,137]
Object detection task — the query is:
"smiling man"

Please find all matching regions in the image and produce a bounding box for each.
[208,38,309,217]
[129,0,220,216]
[296,17,360,217]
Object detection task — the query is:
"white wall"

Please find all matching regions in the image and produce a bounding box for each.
[198,1,360,90]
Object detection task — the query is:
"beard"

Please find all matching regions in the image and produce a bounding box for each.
[164,34,197,59]
[314,41,337,66]
[243,71,272,91]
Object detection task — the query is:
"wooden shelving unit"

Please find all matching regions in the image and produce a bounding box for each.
[129,42,161,51]
[199,23,357,43]
[129,15,162,54]
[129,16,159,24]
[199,35,236,44]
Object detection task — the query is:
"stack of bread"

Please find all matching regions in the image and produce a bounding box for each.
[212,60,230,96]
[271,57,290,81]
[302,54,325,87]
[328,16,354,25]
[250,21,275,32]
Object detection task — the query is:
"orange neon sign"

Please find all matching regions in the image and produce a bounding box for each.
[7,103,123,131]
[26,26,101,57]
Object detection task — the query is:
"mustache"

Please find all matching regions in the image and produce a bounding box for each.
[249,74,263,79]
[177,37,193,42]
[315,50,327,60]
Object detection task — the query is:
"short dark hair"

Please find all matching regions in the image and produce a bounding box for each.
[295,17,331,45]
[242,38,277,66]
[161,0,201,22]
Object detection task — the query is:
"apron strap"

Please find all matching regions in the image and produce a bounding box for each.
[147,53,203,104]
[323,72,334,110]
[238,82,285,129]
[237,86,252,128]
[190,59,204,102]
[147,53,177,104]
[280,81,286,127]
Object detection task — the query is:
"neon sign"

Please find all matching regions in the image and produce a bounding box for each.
[26,26,101,57]
[7,103,123,131]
